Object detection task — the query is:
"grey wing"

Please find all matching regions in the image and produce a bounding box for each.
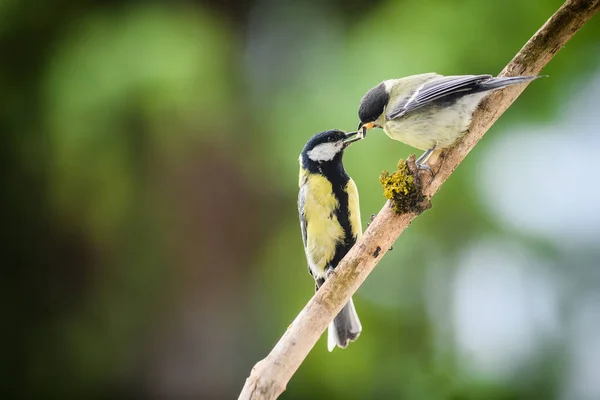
[298,185,314,279]
[298,184,308,249]
[386,74,493,120]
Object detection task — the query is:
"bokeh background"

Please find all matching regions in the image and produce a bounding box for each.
[2,0,600,399]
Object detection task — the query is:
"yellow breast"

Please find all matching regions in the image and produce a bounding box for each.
[300,171,362,278]
[302,174,343,277]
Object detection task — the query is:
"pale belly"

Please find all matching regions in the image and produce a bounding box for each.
[299,175,361,280]
[302,185,345,279]
[383,93,487,150]
[304,206,344,279]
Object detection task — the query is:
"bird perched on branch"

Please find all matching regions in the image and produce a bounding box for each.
[298,129,363,351]
[357,73,542,171]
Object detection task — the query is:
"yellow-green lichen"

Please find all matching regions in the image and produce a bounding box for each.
[379,159,429,214]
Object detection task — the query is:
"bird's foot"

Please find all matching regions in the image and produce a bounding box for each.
[416,147,436,179]
[325,267,336,279]
[417,162,435,179]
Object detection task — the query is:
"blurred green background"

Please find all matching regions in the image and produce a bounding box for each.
[2,0,600,399]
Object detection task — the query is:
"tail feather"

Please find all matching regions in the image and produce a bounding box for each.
[327,298,362,352]
[480,75,545,91]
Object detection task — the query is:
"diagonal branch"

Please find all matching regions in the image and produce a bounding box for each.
[239,0,600,398]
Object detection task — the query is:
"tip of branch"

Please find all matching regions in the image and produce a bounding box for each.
[379,155,432,214]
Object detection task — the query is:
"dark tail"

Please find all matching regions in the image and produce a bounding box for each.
[479,75,545,91]
[327,298,362,351]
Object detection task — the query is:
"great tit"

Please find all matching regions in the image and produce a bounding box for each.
[357,73,542,169]
[298,129,363,351]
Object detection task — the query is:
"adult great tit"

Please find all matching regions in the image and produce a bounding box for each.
[298,129,363,351]
[357,73,542,169]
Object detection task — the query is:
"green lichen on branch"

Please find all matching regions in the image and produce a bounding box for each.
[379,159,430,214]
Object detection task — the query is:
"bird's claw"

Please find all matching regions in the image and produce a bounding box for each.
[417,162,435,179]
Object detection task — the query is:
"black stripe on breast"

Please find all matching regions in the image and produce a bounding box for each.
[320,157,356,270]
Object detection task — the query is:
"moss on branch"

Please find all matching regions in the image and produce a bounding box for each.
[379,157,431,214]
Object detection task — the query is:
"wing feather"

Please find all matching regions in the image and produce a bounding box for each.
[298,184,308,248]
[386,74,492,120]
[345,179,362,240]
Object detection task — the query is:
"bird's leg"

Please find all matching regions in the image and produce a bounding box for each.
[416,146,434,166]
[416,146,436,176]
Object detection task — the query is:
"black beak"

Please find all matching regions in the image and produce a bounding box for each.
[343,130,362,147]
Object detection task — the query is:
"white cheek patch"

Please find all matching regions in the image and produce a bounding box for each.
[307,142,342,162]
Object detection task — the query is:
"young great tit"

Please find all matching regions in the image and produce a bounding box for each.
[357,73,542,169]
[298,129,363,351]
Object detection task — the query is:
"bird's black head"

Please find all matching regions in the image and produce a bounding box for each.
[300,129,360,171]
[358,82,389,126]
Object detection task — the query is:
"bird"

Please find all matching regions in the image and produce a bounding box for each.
[298,129,363,351]
[357,73,542,170]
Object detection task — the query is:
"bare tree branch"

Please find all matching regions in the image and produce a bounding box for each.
[238,0,600,398]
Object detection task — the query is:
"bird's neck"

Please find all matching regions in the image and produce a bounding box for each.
[303,153,349,187]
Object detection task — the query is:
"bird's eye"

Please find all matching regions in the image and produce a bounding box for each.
[328,136,336,142]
